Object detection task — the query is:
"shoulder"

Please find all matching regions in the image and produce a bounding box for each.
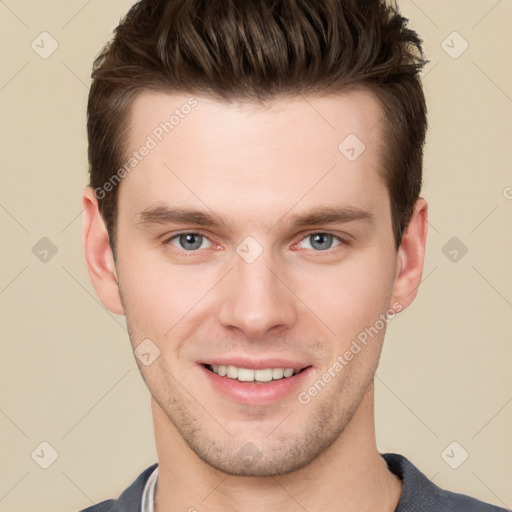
[76,463,158,512]
[382,453,509,512]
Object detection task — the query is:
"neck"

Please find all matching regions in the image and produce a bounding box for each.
[152,382,402,512]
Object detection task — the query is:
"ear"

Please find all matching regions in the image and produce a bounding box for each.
[81,186,125,315]
[390,198,428,311]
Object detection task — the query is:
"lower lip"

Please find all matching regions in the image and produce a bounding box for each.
[198,365,313,405]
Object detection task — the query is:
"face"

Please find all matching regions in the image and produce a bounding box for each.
[106,90,408,476]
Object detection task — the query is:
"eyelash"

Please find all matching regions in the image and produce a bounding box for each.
[161,231,349,255]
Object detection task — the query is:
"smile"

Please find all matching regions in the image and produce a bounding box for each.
[199,360,313,404]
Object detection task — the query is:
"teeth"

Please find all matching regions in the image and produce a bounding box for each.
[272,368,284,379]
[238,368,255,382]
[226,365,238,379]
[254,369,272,382]
[208,364,301,382]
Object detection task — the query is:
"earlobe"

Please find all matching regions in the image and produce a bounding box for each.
[390,198,429,311]
[81,186,125,315]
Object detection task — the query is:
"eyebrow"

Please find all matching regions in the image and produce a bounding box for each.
[135,203,374,231]
[278,205,374,229]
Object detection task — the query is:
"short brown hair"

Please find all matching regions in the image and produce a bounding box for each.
[87,0,428,256]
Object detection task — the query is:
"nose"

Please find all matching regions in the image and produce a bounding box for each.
[217,248,297,340]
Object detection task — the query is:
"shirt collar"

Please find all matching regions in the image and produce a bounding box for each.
[141,465,158,512]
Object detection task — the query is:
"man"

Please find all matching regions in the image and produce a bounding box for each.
[79,0,507,511]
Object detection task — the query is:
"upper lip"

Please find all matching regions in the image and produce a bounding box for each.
[200,358,310,370]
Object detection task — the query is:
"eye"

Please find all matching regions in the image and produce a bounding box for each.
[297,232,343,251]
[167,233,213,251]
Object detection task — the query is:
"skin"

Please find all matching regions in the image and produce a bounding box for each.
[82,89,428,511]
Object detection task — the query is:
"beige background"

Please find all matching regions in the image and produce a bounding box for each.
[0,0,511,511]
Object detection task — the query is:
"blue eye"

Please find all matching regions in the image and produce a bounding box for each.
[299,233,342,251]
[168,233,212,251]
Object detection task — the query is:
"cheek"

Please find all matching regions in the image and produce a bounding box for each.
[298,251,395,342]
[117,244,212,340]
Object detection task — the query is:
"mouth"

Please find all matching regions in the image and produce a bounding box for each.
[199,361,313,404]
[203,363,310,384]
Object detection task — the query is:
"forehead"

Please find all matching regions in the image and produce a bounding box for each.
[127,88,383,151]
[119,89,387,225]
